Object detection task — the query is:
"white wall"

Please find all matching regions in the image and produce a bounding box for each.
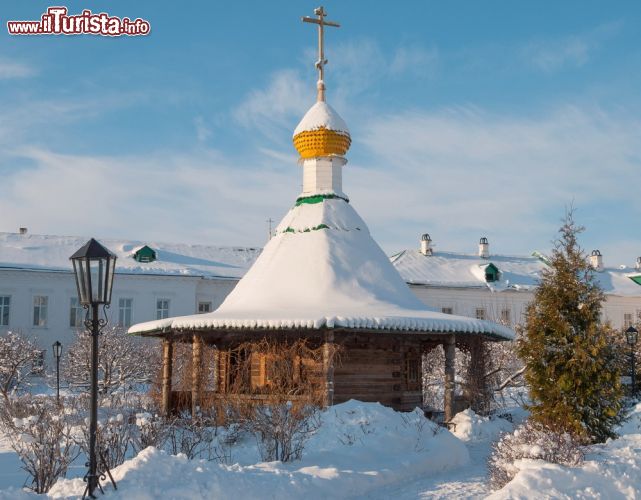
[0,269,239,364]
[408,284,641,330]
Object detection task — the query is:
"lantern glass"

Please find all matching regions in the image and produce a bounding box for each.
[626,327,639,346]
[70,239,117,306]
[52,341,62,359]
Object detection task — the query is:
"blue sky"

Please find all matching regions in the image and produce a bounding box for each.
[2,1,641,266]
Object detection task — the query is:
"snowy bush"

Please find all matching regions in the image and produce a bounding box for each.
[63,326,159,395]
[0,396,81,494]
[249,402,321,462]
[487,420,584,490]
[0,331,41,406]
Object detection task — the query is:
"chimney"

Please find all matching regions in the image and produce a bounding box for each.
[420,233,433,256]
[19,227,27,235]
[590,249,603,271]
[636,256,641,271]
[479,237,489,259]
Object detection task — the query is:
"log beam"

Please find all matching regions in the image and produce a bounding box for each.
[161,337,174,417]
[192,334,203,417]
[323,331,335,407]
[444,334,456,423]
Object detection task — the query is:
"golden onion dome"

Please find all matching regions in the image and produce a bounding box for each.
[293,100,351,159]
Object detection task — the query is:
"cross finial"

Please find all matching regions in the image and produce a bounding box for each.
[302,6,340,102]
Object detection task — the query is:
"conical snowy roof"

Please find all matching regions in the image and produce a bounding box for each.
[130,194,513,339]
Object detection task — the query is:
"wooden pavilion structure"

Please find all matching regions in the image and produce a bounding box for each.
[129,6,513,422]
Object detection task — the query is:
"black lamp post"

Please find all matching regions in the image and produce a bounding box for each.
[626,326,638,396]
[70,239,116,499]
[52,341,62,403]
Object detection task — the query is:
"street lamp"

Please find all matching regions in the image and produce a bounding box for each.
[625,326,638,396]
[70,238,117,499]
[52,341,62,404]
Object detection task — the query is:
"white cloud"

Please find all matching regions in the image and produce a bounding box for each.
[233,69,312,139]
[194,116,212,142]
[390,45,439,76]
[0,147,296,247]
[523,37,590,72]
[350,105,641,262]
[521,22,622,73]
[0,58,36,79]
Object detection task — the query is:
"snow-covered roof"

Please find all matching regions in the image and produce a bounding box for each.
[0,232,260,279]
[293,101,350,136]
[129,198,514,340]
[391,249,641,297]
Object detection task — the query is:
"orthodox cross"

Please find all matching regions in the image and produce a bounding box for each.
[302,6,340,101]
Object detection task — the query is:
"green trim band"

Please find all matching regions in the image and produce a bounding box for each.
[282,223,330,234]
[295,193,349,206]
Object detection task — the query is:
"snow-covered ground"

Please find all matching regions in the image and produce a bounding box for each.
[0,400,640,499]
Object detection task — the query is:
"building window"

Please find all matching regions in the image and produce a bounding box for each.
[441,307,453,315]
[405,355,421,391]
[500,308,511,325]
[69,297,84,328]
[32,350,45,374]
[475,308,486,320]
[624,313,634,329]
[33,296,48,327]
[156,299,170,320]
[0,296,10,326]
[119,298,133,327]
[198,302,212,314]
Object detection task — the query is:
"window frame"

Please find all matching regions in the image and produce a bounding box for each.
[156,298,170,320]
[33,295,49,327]
[0,295,10,326]
[118,297,134,327]
[475,308,486,320]
[69,297,84,328]
[198,302,212,314]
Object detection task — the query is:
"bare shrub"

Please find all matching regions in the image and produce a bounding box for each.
[219,338,334,462]
[131,412,170,454]
[77,411,133,471]
[63,326,159,395]
[165,412,217,460]
[488,419,584,490]
[0,331,41,406]
[0,396,81,494]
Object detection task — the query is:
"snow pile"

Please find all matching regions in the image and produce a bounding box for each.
[129,199,513,340]
[489,403,641,499]
[293,101,350,136]
[43,401,468,499]
[450,409,513,443]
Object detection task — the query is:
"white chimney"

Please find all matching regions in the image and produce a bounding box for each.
[420,233,433,256]
[19,227,27,235]
[635,256,641,270]
[590,249,603,271]
[479,237,489,259]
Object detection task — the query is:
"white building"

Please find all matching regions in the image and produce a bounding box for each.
[391,234,641,330]
[0,230,260,364]
[2,229,640,366]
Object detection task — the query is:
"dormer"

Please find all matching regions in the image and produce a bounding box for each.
[480,262,500,283]
[133,245,157,263]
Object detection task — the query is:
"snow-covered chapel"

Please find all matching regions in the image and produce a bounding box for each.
[129,7,513,420]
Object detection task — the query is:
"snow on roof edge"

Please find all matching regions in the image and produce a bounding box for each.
[128,314,514,341]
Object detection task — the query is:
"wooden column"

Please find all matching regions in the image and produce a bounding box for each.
[444,334,456,423]
[322,331,335,407]
[191,334,203,417]
[161,337,174,417]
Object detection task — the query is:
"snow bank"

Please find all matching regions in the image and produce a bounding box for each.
[489,403,641,499]
[44,401,468,499]
[450,409,512,443]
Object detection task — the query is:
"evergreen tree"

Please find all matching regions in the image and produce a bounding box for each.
[518,210,623,443]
